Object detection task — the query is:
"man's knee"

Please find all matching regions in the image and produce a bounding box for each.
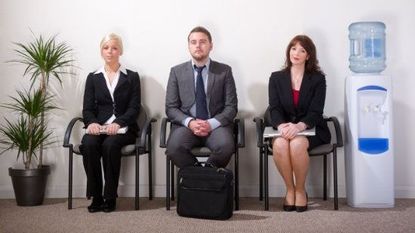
[166,127,194,155]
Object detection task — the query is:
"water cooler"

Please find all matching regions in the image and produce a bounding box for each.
[345,21,394,208]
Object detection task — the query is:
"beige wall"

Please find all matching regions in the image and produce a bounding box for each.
[1,0,414,198]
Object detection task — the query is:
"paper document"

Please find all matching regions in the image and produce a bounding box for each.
[263,126,315,138]
[86,126,128,135]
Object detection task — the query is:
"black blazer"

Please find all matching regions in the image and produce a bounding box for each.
[268,70,330,144]
[82,69,141,135]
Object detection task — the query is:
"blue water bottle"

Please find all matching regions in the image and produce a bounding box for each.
[349,22,386,73]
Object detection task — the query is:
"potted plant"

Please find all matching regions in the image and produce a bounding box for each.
[1,89,56,205]
[0,34,73,206]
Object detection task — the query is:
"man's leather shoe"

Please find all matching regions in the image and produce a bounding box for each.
[87,197,104,213]
[103,199,116,213]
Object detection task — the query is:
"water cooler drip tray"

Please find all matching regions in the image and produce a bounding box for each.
[358,138,389,154]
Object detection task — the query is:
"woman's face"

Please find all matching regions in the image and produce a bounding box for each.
[289,42,309,67]
[101,39,121,65]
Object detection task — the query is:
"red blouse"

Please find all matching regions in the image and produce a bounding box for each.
[292,89,300,108]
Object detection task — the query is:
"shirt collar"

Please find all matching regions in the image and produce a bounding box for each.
[94,64,127,75]
[191,58,210,71]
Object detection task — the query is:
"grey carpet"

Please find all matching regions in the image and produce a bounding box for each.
[1,197,414,233]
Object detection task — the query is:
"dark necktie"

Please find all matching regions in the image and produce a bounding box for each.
[194,65,208,120]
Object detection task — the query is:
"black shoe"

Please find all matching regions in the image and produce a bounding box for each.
[283,204,296,212]
[283,196,296,212]
[87,197,104,213]
[103,199,116,213]
[295,193,308,212]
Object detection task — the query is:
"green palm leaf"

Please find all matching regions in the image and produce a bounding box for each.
[2,33,74,168]
[10,34,74,91]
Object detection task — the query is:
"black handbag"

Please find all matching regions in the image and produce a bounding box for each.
[177,165,234,220]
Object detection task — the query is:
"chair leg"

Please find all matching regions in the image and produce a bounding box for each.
[264,146,269,211]
[323,155,328,200]
[148,134,153,200]
[259,147,264,201]
[166,157,170,210]
[234,149,239,211]
[135,150,140,210]
[171,162,175,201]
[68,147,73,210]
[333,150,339,210]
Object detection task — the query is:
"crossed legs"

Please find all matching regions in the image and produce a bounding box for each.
[272,136,309,208]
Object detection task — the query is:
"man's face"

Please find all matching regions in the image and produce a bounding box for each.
[188,32,212,62]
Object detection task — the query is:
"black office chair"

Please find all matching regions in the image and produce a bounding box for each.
[159,118,245,211]
[63,105,156,210]
[254,108,343,210]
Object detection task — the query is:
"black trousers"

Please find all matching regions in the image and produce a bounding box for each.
[81,132,135,199]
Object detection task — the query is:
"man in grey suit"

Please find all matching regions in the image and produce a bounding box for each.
[165,26,238,168]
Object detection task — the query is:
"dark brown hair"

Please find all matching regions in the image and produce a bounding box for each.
[283,35,324,75]
[187,26,212,43]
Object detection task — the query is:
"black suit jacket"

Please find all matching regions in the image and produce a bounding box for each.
[268,70,330,144]
[82,69,141,135]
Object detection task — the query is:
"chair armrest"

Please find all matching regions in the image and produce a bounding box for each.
[329,116,343,148]
[160,117,170,148]
[137,117,157,148]
[253,117,265,147]
[63,117,83,148]
[234,118,245,148]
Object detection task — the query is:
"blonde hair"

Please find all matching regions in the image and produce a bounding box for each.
[100,33,123,55]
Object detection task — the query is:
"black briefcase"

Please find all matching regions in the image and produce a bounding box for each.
[177,165,234,220]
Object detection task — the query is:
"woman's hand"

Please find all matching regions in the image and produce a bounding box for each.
[106,123,121,135]
[87,123,101,135]
[106,123,120,135]
[278,122,307,140]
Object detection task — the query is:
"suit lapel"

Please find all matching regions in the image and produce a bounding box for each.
[206,61,215,101]
[184,61,195,102]
[281,72,295,115]
[96,73,112,100]
[298,73,312,112]
[114,71,128,93]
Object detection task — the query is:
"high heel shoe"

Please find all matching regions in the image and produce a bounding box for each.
[283,203,296,212]
[295,192,308,212]
[283,196,296,212]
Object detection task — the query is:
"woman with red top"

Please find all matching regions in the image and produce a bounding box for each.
[268,35,330,212]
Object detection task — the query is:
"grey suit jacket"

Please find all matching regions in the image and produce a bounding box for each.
[165,60,237,127]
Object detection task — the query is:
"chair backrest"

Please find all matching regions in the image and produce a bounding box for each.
[326,116,343,148]
[264,107,272,127]
[136,104,148,135]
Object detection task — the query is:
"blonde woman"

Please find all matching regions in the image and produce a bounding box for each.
[81,33,140,213]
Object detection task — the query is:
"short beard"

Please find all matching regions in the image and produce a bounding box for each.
[191,54,208,63]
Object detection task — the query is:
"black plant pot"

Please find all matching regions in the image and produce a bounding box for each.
[9,165,50,206]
